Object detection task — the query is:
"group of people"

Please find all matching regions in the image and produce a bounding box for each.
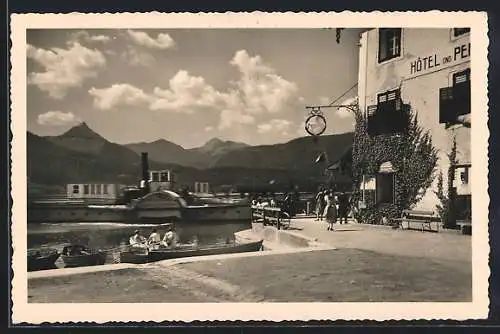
[250,191,299,217]
[314,189,351,231]
[129,226,178,251]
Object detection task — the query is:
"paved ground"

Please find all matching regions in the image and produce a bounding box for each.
[28,248,471,303]
[287,218,471,262]
[28,218,472,303]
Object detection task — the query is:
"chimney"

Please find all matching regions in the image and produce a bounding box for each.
[141,152,150,194]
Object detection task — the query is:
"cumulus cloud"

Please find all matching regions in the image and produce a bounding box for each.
[88,49,300,132]
[27,42,106,99]
[336,96,358,118]
[229,50,299,115]
[121,46,156,66]
[37,111,81,126]
[89,84,151,110]
[69,31,111,44]
[127,30,176,50]
[150,70,225,112]
[257,119,293,135]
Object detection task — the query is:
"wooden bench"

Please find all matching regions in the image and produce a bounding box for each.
[394,210,439,232]
[251,205,291,230]
[457,220,472,235]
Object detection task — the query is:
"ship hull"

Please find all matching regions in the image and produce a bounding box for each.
[182,204,252,222]
[27,203,251,224]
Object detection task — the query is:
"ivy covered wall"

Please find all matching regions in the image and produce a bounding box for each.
[351,104,438,224]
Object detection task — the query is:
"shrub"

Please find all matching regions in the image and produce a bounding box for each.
[351,104,438,224]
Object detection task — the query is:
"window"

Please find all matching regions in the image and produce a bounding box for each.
[378,28,402,63]
[455,194,471,221]
[460,168,469,184]
[103,184,108,195]
[90,184,95,195]
[376,173,395,204]
[439,68,471,125]
[160,171,169,182]
[96,184,101,195]
[72,185,79,194]
[454,28,470,37]
[360,175,376,202]
[151,172,160,182]
[83,184,89,195]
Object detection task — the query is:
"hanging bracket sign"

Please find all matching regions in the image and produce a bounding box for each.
[305,107,327,136]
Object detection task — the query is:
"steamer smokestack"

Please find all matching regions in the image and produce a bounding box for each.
[141,152,150,194]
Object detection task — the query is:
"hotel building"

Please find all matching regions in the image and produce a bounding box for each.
[357,28,471,218]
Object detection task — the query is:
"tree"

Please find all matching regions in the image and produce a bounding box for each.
[434,137,458,228]
[350,104,438,224]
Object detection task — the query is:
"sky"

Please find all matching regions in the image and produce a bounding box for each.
[27,28,362,148]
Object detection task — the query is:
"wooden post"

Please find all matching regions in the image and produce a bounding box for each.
[277,209,281,230]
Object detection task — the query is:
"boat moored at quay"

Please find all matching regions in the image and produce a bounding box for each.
[28,152,252,224]
[28,191,252,224]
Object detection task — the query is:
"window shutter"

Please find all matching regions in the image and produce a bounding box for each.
[454,73,468,84]
[367,105,379,136]
[378,93,387,104]
[439,87,454,124]
[387,91,397,101]
[367,104,377,116]
[453,69,471,119]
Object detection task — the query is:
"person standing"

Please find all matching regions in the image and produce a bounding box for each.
[338,192,350,225]
[314,190,325,221]
[324,192,338,231]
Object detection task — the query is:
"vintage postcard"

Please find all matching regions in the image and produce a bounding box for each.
[10,12,489,323]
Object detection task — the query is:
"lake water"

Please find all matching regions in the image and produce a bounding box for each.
[27,221,252,266]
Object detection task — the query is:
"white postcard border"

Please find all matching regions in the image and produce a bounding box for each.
[10,11,490,323]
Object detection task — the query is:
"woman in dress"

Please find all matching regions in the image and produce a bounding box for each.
[324,193,338,231]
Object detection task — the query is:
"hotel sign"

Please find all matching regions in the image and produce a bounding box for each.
[408,42,470,77]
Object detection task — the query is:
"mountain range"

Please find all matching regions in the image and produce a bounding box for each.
[27,122,354,193]
[125,136,249,169]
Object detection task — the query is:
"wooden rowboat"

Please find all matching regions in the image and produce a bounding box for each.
[60,244,107,268]
[119,240,263,264]
[27,249,60,271]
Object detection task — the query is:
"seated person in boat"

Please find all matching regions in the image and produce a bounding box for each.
[161,226,178,249]
[147,229,161,250]
[129,230,148,250]
[190,235,199,248]
[63,245,90,256]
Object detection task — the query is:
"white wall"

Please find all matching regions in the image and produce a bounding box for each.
[66,183,122,199]
[358,28,471,211]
